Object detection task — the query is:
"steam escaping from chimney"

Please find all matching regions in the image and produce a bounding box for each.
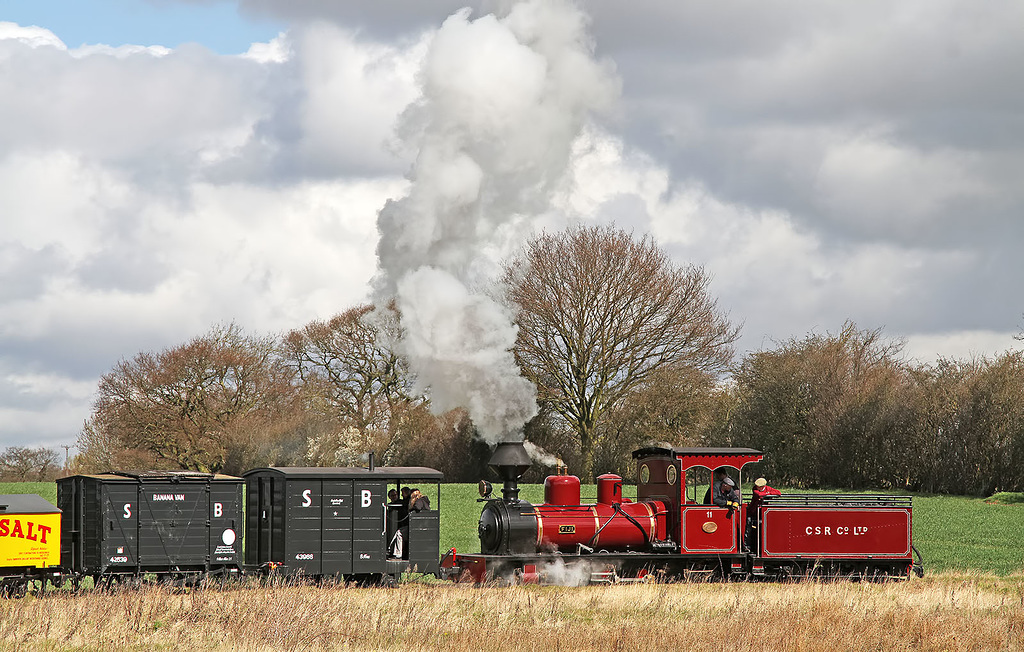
[373,1,619,443]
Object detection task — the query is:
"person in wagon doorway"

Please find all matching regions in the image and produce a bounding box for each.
[409,488,430,512]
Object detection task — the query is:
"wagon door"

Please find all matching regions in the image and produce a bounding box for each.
[285,479,323,575]
[210,481,242,568]
[138,482,210,568]
[680,505,739,553]
[247,474,281,567]
[321,480,353,576]
[408,508,440,575]
[352,480,386,575]
[101,483,138,573]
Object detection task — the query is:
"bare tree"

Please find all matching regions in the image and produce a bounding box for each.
[503,225,739,479]
[0,446,61,481]
[281,304,425,465]
[78,323,301,473]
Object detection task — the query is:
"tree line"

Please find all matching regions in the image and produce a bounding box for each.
[720,323,1024,494]
[18,225,1017,495]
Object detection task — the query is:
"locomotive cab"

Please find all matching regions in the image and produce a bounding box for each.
[633,446,763,559]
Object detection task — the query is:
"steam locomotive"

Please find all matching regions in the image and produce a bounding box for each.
[440,442,923,584]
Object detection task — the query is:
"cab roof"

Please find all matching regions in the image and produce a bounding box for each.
[632,445,764,470]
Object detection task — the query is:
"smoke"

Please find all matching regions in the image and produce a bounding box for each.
[373,0,619,443]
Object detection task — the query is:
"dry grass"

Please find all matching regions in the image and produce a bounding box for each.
[0,574,1021,651]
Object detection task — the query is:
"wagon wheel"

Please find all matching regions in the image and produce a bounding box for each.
[776,562,799,582]
[806,560,826,580]
[0,583,27,599]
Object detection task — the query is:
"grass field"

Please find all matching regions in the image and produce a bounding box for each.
[4,481,1022,574]
[0,574,1021,650]
[0,482,55,504]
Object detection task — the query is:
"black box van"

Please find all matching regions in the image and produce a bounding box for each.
[243,465,442,582]
[58,471,243,581]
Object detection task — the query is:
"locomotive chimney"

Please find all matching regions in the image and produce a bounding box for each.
[488,441,532,503]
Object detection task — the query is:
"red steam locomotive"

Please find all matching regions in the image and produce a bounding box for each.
[441,442,923,584]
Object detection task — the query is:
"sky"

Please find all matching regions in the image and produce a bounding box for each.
[1,0,1022,452]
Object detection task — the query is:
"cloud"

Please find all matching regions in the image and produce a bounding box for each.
[0,36,260,174]
[225,2,1024,248]
[0,363,95,449]
[903,330,1019,365]
[0,18,438,447]
[0,21,67,49]
[220,23,425,181]
[2,0,1022,450]
[558,127,1019,358]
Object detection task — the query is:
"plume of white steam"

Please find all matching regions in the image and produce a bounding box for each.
[373,1,618,443]
[537,558,599,586]
[522,440,561,467]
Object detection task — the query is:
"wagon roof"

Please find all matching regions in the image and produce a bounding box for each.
[242,466,444,481]
[0,494,60,514]
[61,471,242,482]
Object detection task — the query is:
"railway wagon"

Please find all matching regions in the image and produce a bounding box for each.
[244,462,442,583]
[57,471,244,583]
[0,494,62,595]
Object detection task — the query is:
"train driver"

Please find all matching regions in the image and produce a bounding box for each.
[703,468,730,504]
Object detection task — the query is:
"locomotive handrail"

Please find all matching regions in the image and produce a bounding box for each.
[586,502,651,549]
[762,494,912,508]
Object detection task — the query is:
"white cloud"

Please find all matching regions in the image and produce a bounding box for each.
[0,22,66,50]
[0,362,97,448]
[242,33,290,63]
[70,43,172,58]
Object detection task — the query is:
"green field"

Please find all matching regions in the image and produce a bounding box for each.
[0,482,55,503]
[5,482,1021,574]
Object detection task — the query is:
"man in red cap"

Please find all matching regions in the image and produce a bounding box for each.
[746,477,781,552]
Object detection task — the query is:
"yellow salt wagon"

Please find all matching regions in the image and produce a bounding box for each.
[0,494,62,596]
